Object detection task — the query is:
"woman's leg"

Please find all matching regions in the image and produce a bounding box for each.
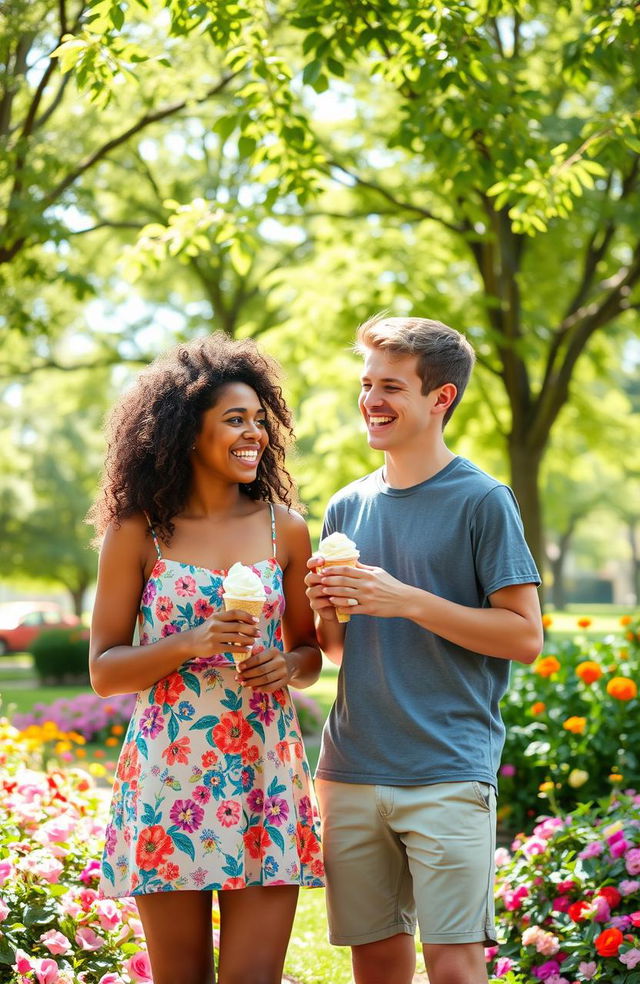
[136,890,216,984]
[217,885,299,984]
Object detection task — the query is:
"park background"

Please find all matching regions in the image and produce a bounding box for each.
[1,2,640,982]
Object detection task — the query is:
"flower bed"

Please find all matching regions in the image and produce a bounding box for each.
[0,719,157,983]
[498,617,639,833]
[487,792,640,983]
[12,688,323,743]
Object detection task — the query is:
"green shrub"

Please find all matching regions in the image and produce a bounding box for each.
[29,627,90,685]
[498,617,640,834]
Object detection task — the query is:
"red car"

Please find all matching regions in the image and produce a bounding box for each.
[0,602,80,655]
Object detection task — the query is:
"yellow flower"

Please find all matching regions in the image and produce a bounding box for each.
[563,716,587,735]
[535,656,561,677]
[542,614,553,628]
[539,781,555,793]
[603,820,624,838]
[88,762,107,777]
[606,677,638,701]
[568,769,589,788]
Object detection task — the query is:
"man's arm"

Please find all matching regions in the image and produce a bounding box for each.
[320,564,543,664]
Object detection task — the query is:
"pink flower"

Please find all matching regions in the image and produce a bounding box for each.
[75,927,106,950]
[578,841,604,859]
[124,951,153,982]
[591,895,611,922]
[620,879,640,895]
[0,859,13,885]
[494,956,515,976]
[26,855,64,883]
[13,950,34,974]
[79,858,102,883]
[34,959,61,984]
[620,948,640,969]
[0,898,9,921]
[532,959,561,980]
[500,763,516,777]
[98,976,125,984]
[494,847,511,867]
[610,837,630,858]
[216,799,241,827]
[504,885,529,910]
[533,817,565,839]
[522,836,548,858]
[95,898,121,931]
[626,848,640,875]
[40,929,71,955]
[578,962,597,980]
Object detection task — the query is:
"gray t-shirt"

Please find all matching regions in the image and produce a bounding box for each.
[315,457,540,789]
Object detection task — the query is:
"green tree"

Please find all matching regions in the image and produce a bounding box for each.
[0,372,108,613]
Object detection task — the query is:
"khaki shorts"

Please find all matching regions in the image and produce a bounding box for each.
[315,779,497,947]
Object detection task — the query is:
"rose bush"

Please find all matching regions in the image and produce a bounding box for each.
[498,617,639,833]
[0,718,156,983]
[486,791,640,983]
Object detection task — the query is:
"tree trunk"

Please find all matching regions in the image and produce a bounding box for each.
[508,441,544,605]
[550,555,567,610]
[69,584,86,618]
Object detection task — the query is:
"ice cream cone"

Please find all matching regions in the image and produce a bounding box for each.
[223,596,264,665]
[318,557,358,623]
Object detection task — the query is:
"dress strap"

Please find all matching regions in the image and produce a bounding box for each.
[268,502,277,558]
[143,511,162,559]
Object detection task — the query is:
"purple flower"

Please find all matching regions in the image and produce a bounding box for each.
[532,960,561,980]
[264,796,289,826]
[500,764,516,777]
[169,798,204,833]
[620,949,640,970]
[247,789,264,813]
[139,705,164,739]
[298,795,312,825]
[625,847,640,875]
[578,841,604,859]
[142,580,157,605]
[249,691,276,725]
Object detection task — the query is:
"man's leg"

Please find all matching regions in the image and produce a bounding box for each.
[423,942,488,984]
[314,780,417,965]
[352,933,416,984]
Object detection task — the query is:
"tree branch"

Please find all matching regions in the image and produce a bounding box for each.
[326,158,466,233]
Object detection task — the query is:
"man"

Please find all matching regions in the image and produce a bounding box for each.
[305,315,542,984]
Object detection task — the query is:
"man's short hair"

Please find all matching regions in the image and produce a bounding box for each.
[355,314,476,425]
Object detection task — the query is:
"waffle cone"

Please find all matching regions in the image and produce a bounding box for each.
[223,596,264,665]
[318,556,358,623]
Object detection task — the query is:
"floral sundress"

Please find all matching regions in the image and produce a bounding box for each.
[99,505,324,897]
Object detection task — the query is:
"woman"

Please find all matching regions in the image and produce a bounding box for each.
[89,334,324,984]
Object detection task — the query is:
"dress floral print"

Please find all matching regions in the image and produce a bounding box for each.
[100,526,324,897]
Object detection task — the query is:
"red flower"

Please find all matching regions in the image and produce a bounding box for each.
[155,596,174,622]
[135,825,174,871]
[568,900,591,922]
[243,825,272,860]
[154,673,186,706]
[595,927,623,956]
[275,740,291,763]
[162,736,191,765]
[116,742,140,783]
[222,876,246,889]
[598,885,621,909]
[213,712,253,755]
[296,822,321,864]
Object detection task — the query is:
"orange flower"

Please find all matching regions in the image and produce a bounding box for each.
[135,825,174,871]
[577,617,592,628]
[531,701,546,715]
[606,676,638,701]
[535,656,561,677]
[563,716,587,735]
[595,927,623,957]
[576,660,602,684]
[609,773,624,783]
[213,712,253,756]
[626,631,636,642]
[620,615,633,626]
[161,735,191,765]
[542,614,553,628]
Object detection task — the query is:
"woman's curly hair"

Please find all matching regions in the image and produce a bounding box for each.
[90,333,298,543]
